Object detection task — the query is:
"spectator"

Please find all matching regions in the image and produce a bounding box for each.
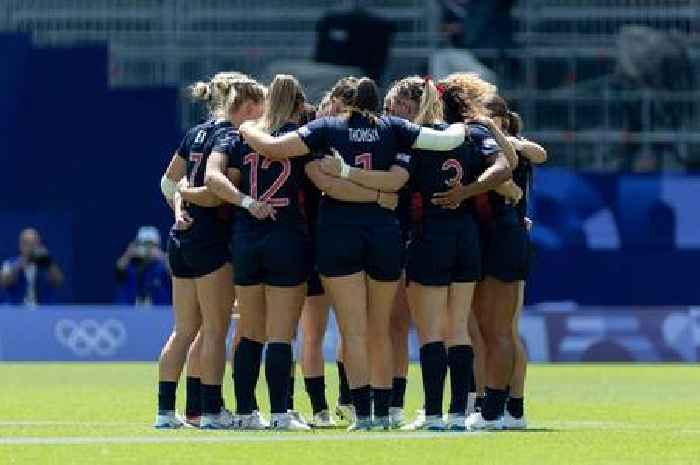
[0,228,65,305]
[114,226,171,306]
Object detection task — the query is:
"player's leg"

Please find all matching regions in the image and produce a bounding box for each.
[366,276,400,429]
[404,282,448,431]
[264,284,310,431]
[468,306,487,413]
[195,264,235,429]
[322,272,370,430]
[232,283,267,429]
[470,276,519,429]
[504,280,527,429]
[334,334,354,423]
[155,276,201,428]
[301,292,335,427]
[184,332,203,426]
[389,278,410,427]
[445,281,476,430]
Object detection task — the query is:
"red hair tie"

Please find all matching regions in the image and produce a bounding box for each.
[436,83,446,97]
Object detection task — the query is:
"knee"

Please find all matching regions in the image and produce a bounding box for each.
[303,331,324,352]
[199,324,229,342]
[172,325,200,345]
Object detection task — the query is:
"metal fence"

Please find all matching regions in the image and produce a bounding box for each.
[2,0,699,170]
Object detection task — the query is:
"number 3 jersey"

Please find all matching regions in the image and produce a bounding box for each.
[408,123,499,226]
[219,122,312,229]
[297,114,420,226]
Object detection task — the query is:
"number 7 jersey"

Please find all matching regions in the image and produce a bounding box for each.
[220,122,312,228]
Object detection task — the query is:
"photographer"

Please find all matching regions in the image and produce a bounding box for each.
[114,226,171,306]
[0,228,65,305]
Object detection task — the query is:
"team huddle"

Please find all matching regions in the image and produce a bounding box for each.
[156,70,546,432]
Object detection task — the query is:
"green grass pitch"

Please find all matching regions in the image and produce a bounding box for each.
[1,364,699,465]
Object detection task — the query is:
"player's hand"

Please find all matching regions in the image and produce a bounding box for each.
[247,200,276,221]
[176,177,189,192]
[432,185,466,209]
[377,191,399,210]
[319,155,343,178]
[174,210,194,230]
[496,181,523,205]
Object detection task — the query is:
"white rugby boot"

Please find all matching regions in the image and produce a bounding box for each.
[232,412,268,430]
[388,407,405,429]
[310,410,336,428]
[335,402,356,424]
[465,412,504,431]
[401,410,446,431]
[270,412,312,431]
[502,412,527,430]
[199,408,235,430]
[347,416,373,432]
[153,411,186,429]
[445,413,468,431]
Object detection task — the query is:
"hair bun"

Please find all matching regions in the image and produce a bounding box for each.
[191,81,211,101]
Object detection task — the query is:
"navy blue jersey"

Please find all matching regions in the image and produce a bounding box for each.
[176,119,234,224]
[408,123,493,226]
[298,114,420,225]
[512,149,532,220]
[222,122,311,228]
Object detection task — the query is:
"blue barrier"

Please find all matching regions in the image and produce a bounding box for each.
[1,305,698,362]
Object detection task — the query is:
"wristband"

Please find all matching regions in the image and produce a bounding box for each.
[241,195,254,209]
[340,163,351,179]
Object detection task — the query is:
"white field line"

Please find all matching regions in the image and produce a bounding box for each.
[0,431,482,446]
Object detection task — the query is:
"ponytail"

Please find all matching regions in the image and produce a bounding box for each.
[506,110,522,137]
[188,71,265,119]
[414,78,443,125]
[190,81,211,102]
[330,76,379,123]
[259,74,305,134]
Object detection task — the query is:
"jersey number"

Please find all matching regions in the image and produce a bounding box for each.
[243,153,291,207]
[188,152,204,186]
[355,153,373,170]
[441,159,463,187]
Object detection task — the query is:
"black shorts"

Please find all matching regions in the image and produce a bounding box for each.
[316,223,403,282]
[480,217,530,282]
[233,225,311,287]
[406,218,481,286]
[167,229,230,279]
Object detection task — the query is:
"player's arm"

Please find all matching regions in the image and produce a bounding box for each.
[473,118,517,169]
[178,185,224,207]
[160,153,187,211]
[305,161,397,209]
[411,123,466,151]
[318,157,409,193]
[510,136,547,164]
[204,151,249,207]
[494,180,523,204]
[432,150,512,208]
[238,121,310,160]
[204,151,274,220]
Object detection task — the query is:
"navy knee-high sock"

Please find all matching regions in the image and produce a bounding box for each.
[265,342,293,414]
[420,342,448,417]
[233,337,263,415]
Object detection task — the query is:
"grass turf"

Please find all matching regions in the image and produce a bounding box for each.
[1,364,699,465]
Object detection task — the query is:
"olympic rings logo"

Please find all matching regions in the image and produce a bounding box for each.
[54,319,127,357]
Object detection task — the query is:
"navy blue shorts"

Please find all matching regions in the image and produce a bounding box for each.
[233,225,311,287]
[167,229,231,279]
[316,224,403,281]
[406,218,481,286]
[480,217,530,282]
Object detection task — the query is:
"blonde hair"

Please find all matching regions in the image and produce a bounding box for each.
[189,72,266,119]
[317,91,333,117]
[258,74,305,134]
[387,76,443,125]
